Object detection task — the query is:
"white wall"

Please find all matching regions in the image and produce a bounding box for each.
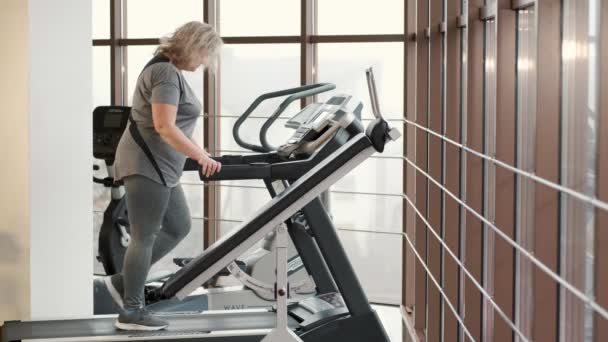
[0,0,93,323]
[29,0,93,319]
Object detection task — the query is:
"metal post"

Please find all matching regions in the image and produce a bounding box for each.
[261,224,303,342]
[203,0,221,248]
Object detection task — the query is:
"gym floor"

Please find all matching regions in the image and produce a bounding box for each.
[373,305,409,342]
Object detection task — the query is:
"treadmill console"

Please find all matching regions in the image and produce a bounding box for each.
[284,103,323,129]
[93,106,130,163]
[284,95,352,145]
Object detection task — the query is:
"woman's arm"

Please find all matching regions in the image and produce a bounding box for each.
[152,103,204,159]
[152,103,221,176]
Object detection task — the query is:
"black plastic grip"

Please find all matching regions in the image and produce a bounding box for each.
[199,163,272,181]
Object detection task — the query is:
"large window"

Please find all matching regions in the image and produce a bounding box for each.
[317,0,404,35]
[317,43,404,121]
[92,0,406,306]
[92,0,109,39]
[126,0,204,38]
[219,44,300,236]
[219,0,300,37]
[317,42,404,304]
[92,47,111,108]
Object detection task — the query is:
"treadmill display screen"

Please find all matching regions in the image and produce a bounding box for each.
[104,113,124,128]
[326,97,345,105]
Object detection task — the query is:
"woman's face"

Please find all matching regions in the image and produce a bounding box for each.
[184,49,209,72]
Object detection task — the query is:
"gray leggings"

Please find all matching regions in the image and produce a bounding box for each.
[119,175,191,309]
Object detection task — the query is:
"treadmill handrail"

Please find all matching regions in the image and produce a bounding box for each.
[259,83,336,152]
[233,83,335,153]
[194,129,351,182]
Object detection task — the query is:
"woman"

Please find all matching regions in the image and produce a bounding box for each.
[106,21,222,331]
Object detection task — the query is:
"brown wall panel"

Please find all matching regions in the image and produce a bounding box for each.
[534,1,560,341]
[443,149,461,341]
[415,0,430,333]
[594,81,608,338]
[594,0,608,339]
[427,0,444,339]
[493,2,516,341]
[464,0,485,339]
[110,0,123,105]
[443,0,463,339]
[562,1,592,339]
[203,0,220,246]
[403,0,418,312]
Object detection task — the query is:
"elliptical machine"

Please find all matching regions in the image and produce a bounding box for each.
[93,106,131,276]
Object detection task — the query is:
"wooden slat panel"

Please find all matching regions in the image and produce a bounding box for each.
[560,1,592,339]
[414,0,430,333]
[426,0,444,339]
[301,0,315,106]
[464,0,485,339]
[594,0,608,339]
[403,0,419,311]
[533,1,560,341]
[443,0,463,339]
[110,0,122,105]
[493,2,516,340]
[203,0,219,247]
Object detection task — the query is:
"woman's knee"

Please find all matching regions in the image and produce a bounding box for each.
[129,229,160,248]
[162,209,191,241]
[173,219,191,241]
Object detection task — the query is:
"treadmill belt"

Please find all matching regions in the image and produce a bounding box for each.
[1,311,297,341]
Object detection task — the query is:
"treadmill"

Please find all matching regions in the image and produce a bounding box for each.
[1,68,400,342]
[94,83,359,314]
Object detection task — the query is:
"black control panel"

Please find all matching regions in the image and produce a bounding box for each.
[93,106,130,163]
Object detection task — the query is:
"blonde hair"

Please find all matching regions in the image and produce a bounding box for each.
[156,21,223,71]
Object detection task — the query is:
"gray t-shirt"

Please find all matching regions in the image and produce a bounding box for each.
[113,59,201,187]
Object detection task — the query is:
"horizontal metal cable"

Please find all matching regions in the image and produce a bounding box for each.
[203,114,292,120]
[94,34,408,46]
[202,217,401,236]
[326,227,402,236]
[326,189,404,198]
[203,114,405,123]
[402,195,529,342]
[95,210,399,235]
[196,183,263,190]
[179,181,404,198]
[202,149,403,160]
[402,232,476,342]
[403,117,608,213]
[95,209,402,236]
[402,155,608,321]
[178,180,205,186]
[209,149,256,154]
[93,209,403,236]
[201,217,241,223]
[368,155,404,160]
